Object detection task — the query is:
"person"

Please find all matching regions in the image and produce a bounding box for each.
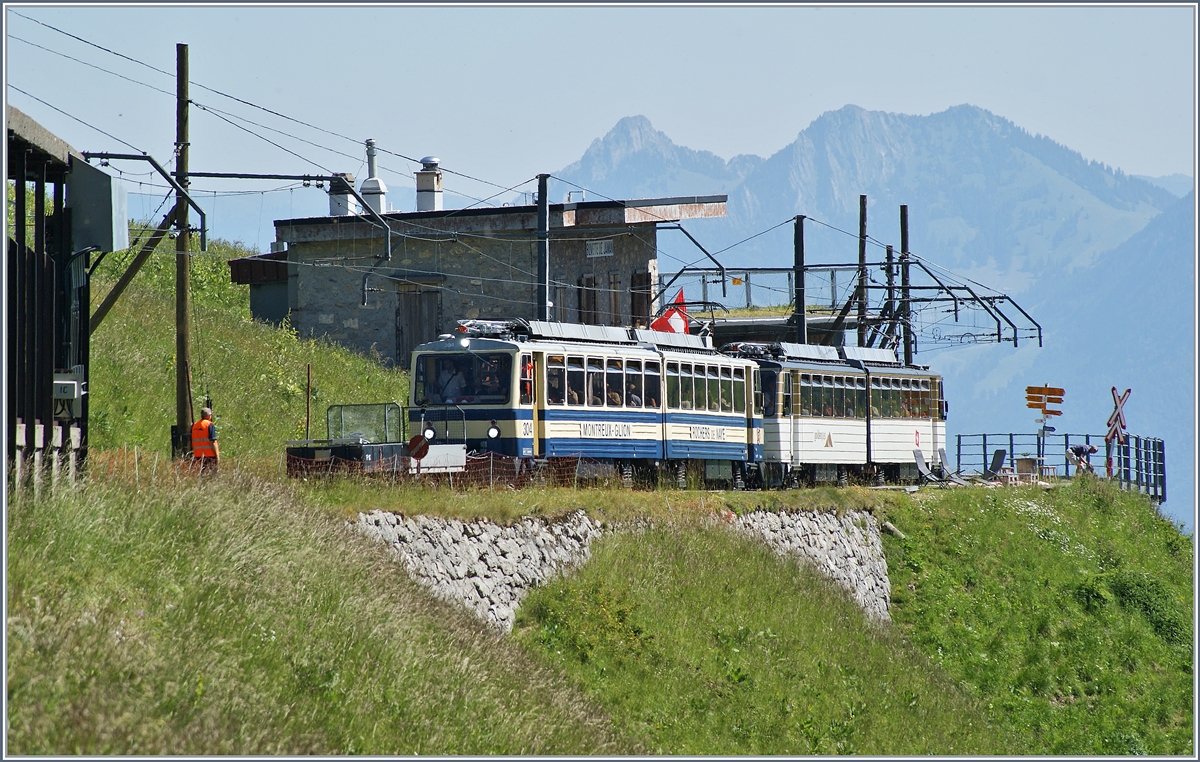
[190,407,220,475]
[1069,443,1098,475]
[435,358,465,402]
[607,389,622,406]
[626,381,642,407]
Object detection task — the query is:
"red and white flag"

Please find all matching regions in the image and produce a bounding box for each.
[650,289,688,333]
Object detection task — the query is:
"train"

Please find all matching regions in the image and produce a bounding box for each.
[408,319,947,488]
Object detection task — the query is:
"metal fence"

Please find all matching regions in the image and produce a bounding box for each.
[955,432,1166,503]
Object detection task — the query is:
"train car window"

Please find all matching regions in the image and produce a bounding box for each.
[546,355,566,405]
[567,357,585,406]
[808,376,821,417]
[666,362,680,409]
[720,367,733,412]
[901,379,913,418]
[856,378,867,418]
[680,364,694,410]
[707,366,720,412]
[781,371,792,416]
[752,369,763,415]
[587,358,605,406]
[644,362,661,408]
[693,365,706,411]
[833,377,845,418]
[625,360,643,408]
[822,377,835,418]
[519,354,534,404]
[870,377,882,417]
[761,370,777,418]
[799,374,811,416]
[606,359,625,406]
[733,368,746,413]
[887,379,900,418]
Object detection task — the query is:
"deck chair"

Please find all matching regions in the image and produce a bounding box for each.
[972,449,1008,484]
[913,448,945,486]
[938,447,971,486]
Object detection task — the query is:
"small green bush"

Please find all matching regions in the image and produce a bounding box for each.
[1106,570,1192,646]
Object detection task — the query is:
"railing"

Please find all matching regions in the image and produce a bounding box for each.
[956,432,1166,503]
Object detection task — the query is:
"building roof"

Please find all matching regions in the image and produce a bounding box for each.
[274,194,727,244]
[7,105,83,179]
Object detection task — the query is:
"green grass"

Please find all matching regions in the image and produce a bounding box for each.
[87,232,408,460]
[879,478,1194,755]
[6,475,634,754]
[513,523,1015,754]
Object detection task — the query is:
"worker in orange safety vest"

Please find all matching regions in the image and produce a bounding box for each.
[190,407,221,475]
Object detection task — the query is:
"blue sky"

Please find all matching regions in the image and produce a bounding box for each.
[5,4,1195,212]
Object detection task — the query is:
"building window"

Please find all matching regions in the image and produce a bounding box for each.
[630,271,652,328]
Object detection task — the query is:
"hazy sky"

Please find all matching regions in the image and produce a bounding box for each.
[5,3,1196,208]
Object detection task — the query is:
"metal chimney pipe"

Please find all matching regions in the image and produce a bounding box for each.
[359,139,387,214]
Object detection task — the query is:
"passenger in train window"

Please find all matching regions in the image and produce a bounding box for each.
[644,363,661,409]
[567,357,585,406]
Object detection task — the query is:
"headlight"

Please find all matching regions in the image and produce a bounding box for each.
[423,427,436,440]
[487,422,501,439]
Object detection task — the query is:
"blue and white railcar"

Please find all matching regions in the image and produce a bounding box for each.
[409,321,759,484]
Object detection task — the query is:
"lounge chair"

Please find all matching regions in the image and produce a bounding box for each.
[970,449,1008,484]
[913,448,946,486]
[938,447,971,486]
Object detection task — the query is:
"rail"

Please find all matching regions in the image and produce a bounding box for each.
[955,432,1166,503]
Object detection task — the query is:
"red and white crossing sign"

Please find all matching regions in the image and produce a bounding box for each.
[1105,387,1130,444]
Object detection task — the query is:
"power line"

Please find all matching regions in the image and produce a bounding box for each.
[6,84,144,153]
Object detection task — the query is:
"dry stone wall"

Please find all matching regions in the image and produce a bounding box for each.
[356,510,601,632]
[732,510,891,623]
[354,507,891,631]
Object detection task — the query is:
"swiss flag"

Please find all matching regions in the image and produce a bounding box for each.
[650,289,688,333]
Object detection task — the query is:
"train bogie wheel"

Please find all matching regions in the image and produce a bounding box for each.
[732,462,746,491]
[619,461,634,489]
[675,461,688,489]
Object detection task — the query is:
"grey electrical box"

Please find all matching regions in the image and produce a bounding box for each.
[67,157,129,253]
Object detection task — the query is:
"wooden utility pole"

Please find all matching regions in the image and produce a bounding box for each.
[174,42,193,456]
[857,194,867,347]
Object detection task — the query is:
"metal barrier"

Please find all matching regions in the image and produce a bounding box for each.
[956,432,1166,502]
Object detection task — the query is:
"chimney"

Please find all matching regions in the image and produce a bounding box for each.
[415,156,443,211]
[328,172,358,216]
[359,139,387,214]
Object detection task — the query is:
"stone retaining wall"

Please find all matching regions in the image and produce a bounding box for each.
[732,510,891,623]
[355,507,891,631]
[356,510,601,631]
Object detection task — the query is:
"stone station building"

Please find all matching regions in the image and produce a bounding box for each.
[237,192,726,368]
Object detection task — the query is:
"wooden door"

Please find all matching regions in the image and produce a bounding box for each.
[396,290,441,369]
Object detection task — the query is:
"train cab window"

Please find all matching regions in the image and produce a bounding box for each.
[761,370,777,418]
[733,368,746,414]
[644,362,661,408]
[666,362,680,409]
[680,364,694,410]
[566,357,585,406]
[587,358,605,406]
[625,360,643,408]
[719,367,733,412]
[519,354,534,405]
[546,355,566,405]
[799,374,811,416]
[707,366,720,412]
[606,359,624,406]
[781,371,792,416]
[415,353,513,405]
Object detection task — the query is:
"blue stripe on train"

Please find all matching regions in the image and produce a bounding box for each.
[666,440,748,460]
[665,411,749,427]
[542,438,664,459]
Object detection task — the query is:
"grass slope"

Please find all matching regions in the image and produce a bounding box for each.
[514,523,1014,754]
[880,479,1193,755]
[87,235,407,460]
[6,475,632,754]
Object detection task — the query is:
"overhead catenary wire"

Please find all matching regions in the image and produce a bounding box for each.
[6,84,143,153]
